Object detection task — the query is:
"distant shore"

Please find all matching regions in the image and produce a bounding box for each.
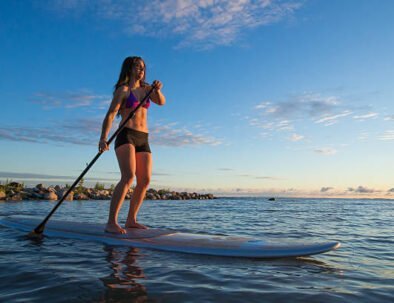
[0,181,216,201]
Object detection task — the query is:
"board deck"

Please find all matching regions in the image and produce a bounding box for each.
[0,216,340,258]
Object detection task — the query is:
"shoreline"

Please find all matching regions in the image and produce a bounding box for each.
[0,182,216,201]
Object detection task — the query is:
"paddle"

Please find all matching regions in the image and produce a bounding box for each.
[28,84,157,238]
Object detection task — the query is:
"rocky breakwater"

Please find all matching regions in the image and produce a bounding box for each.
[0,182,216,201]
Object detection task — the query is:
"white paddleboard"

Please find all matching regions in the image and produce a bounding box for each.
[0,216,340,258]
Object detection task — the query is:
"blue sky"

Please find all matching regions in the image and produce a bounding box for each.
[1,0,393,198]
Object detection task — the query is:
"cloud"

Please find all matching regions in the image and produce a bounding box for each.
[388,188,394,193]
[150,122,222,146]
[0,126,95,146]
[238,174,280,180]
[320,187,333,192]
[46,0,303,49]
[384,115,394,121]
[255,176,281,180]
[314,147,337,156]
[347,186,379,194]
[0,171,119,183]
[259,93,342,119]
[32,91,111,110]
[0,118,222,148]
[289,133,304,141]
[250,93,349,133]
[353,112,379,121]
[378,130,394,141]
[358,132,369,141]
[314,110,352,126]
[249,91,390,145]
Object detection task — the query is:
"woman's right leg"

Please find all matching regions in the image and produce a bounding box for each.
[105,144,136,234]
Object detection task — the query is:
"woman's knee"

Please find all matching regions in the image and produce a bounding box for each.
[120,175,134,188]
[136,176,150,188]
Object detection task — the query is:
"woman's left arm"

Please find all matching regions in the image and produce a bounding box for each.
[147,80,166,106]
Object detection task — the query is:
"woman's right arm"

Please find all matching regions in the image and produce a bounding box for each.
[98,86,127,152]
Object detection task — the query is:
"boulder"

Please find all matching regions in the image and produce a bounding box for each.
[147,188,157,195]
[160,194,169,200]
[35,184,45,191]
[20,190,34,200]
[0,191,5,200]
[43,192,58,200]
[57,189,74,201]
[146,192,155,200]
[74,193,89,200]
[89,190,110,200]
[7,193,22,201]
[48,187,57,193]
[32,192,44,199]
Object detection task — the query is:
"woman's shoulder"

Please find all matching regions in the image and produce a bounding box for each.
[114,85,130,96]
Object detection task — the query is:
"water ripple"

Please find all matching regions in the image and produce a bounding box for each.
[0,198,393,302]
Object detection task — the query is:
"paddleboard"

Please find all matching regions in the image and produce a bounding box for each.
[0,216,340,258]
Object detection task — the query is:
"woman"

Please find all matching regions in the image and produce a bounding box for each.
[99,56,166,234]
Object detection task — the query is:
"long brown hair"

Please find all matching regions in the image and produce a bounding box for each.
[113,56,146,95]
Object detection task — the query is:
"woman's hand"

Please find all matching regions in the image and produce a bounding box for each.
[99,139,109,152]
[152,80,163,91]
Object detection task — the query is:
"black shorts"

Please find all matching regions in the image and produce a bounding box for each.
[114,128,151,153]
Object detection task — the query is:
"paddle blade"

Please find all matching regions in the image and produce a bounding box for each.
[27,224,45,239]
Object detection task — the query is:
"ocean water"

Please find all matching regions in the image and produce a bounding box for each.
[0,197,393,303]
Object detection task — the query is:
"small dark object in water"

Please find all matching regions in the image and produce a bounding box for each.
[268,197,275,201]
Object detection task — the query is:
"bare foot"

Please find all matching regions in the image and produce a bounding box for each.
[125,222,148,229]
[105,223,126,234]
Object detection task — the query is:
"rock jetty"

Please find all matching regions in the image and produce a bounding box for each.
[0,182,215,201]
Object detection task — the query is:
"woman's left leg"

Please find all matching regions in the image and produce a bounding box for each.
[125,152,152,229]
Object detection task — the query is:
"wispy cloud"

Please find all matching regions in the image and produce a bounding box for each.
[314,110,352,126]
[289,133,304,141]
[250,93,347,132]
[384,115,394,121]
[320,187,333,192]
[260,93,342,119]
[0,126,95,146]
[33,91,111,110]
[47,0,303,49]
[353,112,379,121]
[0,118,222,147]
[378,130,394,141]
[0,171,119,183]
[250,92,388,146]
[347,186,379,194]
[150,122,222,146]
[238,174,281,180]
[314,147,337,156]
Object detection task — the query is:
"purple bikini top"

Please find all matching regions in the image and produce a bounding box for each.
[125,89,151,109]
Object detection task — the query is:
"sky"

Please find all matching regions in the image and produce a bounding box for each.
[0,0,393,198]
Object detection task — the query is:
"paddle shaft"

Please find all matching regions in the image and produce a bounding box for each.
[32,86,156,234]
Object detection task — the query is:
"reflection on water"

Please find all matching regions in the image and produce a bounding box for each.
[100,247,147,302]
[293,256,343,275]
